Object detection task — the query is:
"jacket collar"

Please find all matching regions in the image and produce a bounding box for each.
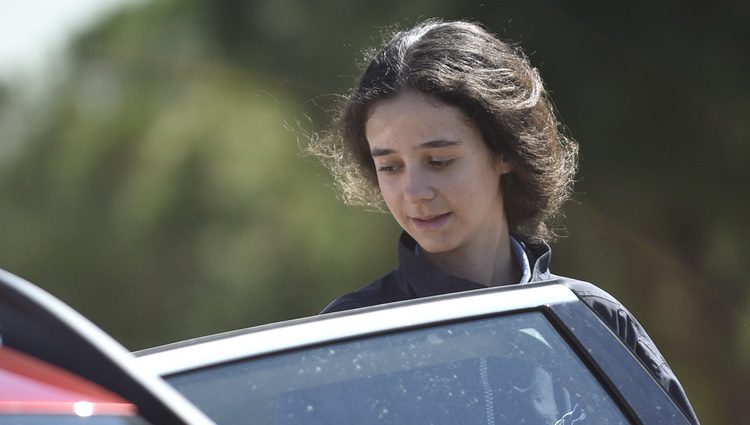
[396,231,552,298]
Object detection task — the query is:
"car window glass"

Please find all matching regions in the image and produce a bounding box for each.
[168,312,630,424]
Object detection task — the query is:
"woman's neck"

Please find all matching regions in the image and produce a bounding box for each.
[422,229,518,287]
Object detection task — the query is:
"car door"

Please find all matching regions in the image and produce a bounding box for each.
[138,282,691,425]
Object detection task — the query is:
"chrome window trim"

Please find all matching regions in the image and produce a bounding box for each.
[137,283,578,376]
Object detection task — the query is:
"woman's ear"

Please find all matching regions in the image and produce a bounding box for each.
[495,155,513,175]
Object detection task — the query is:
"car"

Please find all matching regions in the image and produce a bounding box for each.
[1,267,692,424]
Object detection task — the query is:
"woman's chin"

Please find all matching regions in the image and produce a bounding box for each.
[411,235,457,255]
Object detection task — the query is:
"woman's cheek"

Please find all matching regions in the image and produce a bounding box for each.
[379,184,400,213]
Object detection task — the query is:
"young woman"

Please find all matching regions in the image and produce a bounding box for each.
[311,19,698,423]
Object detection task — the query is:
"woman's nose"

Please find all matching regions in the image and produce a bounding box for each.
[403,167,434,203]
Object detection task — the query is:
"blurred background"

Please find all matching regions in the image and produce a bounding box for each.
[0,0,746,422]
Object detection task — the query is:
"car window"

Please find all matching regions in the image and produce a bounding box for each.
[167,312,630,424]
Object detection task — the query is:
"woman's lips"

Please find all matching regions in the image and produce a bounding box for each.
[411,212,452,230]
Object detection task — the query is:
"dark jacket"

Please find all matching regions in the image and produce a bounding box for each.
[322,232,699,424]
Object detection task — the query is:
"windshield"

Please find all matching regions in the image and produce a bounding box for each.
[167,312,630,424]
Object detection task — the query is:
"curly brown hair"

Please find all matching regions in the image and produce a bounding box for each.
[309,19,578,243]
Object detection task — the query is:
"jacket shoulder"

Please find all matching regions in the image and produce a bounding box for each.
[320,270,408,314]
[558,278,660,354]
[556,277,699,424]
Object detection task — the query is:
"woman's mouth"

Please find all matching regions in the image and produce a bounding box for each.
[411,213,452,230]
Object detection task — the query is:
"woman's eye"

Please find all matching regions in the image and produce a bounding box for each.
[429,158,455,168]
[377,164,400,173]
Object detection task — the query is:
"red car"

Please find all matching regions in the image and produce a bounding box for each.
[0,344,144,423]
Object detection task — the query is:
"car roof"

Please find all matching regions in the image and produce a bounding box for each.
[0,345,136,416]
[136,280,579,376]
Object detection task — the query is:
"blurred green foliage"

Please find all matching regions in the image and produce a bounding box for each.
[0,0,747,422]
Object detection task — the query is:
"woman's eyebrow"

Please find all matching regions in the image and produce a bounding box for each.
[370,147,395,157]
[417,140,461,150]
[370,140,460,157]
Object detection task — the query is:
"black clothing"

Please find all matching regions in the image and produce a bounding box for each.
[322,232,699,424]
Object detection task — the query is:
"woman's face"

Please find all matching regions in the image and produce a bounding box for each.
[365,90,512,255]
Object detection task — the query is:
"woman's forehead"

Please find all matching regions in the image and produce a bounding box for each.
[365,91,486,155]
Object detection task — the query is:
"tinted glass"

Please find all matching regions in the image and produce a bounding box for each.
[169,312,630,424]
